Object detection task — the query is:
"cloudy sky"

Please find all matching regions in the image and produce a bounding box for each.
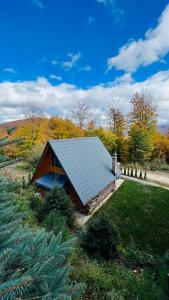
[0,0,169,125]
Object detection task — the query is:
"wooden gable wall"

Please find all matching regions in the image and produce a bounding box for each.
[32,144,65,181]
[32,143,85,212]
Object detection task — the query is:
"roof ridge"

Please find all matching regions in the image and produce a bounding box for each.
[49,136,99,143]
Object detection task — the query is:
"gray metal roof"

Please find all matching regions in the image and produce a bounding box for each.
[49,137,121,206]
[36,172,67,189]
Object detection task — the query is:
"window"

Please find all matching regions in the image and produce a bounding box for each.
[52,153,61,167]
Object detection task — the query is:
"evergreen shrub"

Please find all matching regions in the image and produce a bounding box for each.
[81,213,120,260]
[36,187,75,227]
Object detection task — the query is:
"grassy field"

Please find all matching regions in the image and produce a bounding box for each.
[93,180,169,255]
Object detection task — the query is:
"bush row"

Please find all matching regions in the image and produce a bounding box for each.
[122,167,147,180]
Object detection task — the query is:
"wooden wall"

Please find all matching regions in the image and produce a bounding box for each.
[65,180,85,212]
[32,145,65,181]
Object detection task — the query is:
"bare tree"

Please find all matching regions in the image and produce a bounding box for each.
[23,102,44,120]
[22,102,45,143]
[71,101,90,128]
[107,106,126,136]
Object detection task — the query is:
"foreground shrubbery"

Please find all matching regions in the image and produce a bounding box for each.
[1,174,169,299]
[0,176,84,299]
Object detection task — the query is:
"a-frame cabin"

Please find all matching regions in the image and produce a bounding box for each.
[32,137,121,214]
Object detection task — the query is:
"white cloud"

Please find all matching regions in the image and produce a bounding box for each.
[52,53,91,72]
[62,52,81,69]
[51,58,59,65]
[32,0,45,9]
[78,65,92,72]
[50,75,62,81]
[108,4,169,72]
[114,72,133,84]
[97,0,124,24]
[37,57,47,64]
[3,68,17,74]
[88,16,95,25]
[0,71,169,125]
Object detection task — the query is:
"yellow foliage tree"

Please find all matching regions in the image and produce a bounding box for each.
[49,117,85,139]
[86,126,117,154]
[153,132,169,163]
[0,128,8,140]
[10,118,50,157]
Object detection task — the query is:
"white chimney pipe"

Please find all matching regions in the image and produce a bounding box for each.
[112,152,117,176]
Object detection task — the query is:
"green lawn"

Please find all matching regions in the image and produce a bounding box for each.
[93,180,169,255]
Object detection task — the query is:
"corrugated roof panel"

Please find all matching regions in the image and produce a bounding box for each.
[49,137,119,205]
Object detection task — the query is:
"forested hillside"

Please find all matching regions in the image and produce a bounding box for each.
[1,92,169,172]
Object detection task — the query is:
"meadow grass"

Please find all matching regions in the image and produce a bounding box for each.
[93,180,169,255]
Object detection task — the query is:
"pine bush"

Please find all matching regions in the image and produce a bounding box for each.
[144,171,147,180]
[0,175,84,299]
[81,213,120,260]
[37,187,75,227]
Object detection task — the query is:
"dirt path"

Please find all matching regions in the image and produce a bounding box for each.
[1,161,30,181]
[122,174,169,190]
[146,170,169,187]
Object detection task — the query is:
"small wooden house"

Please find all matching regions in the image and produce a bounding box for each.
[32,137,121,214]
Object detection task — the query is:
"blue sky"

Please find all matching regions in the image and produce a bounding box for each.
[0,0,169,125]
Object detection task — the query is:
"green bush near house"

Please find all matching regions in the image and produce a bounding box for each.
[35,187,75,227]
[140,170,143,179]
[81,213,120,260]
[43,209,72,240]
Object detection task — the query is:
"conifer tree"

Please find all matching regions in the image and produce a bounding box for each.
[0,175,84,299]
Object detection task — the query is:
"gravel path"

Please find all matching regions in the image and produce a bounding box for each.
[146,170,169,187]
[122,173,169,190]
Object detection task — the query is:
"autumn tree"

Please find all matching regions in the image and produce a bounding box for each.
[10,118,50,157]
[22,102,46,142]
[107,106,126,136]
[71,101,90,128]
[0,128,8,140]
[49,117,85,139]
[129,125,154,164]
[129,92,157,131]
[87,120,97,132]
[128,92,157,164]
[118,137,129,164]
[152,132,169,164]
[87,126,117,154]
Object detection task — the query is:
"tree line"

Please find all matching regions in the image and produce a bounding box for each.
[0,91,169,168]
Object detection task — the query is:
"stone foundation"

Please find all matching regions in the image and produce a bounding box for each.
[86,181,116,214]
